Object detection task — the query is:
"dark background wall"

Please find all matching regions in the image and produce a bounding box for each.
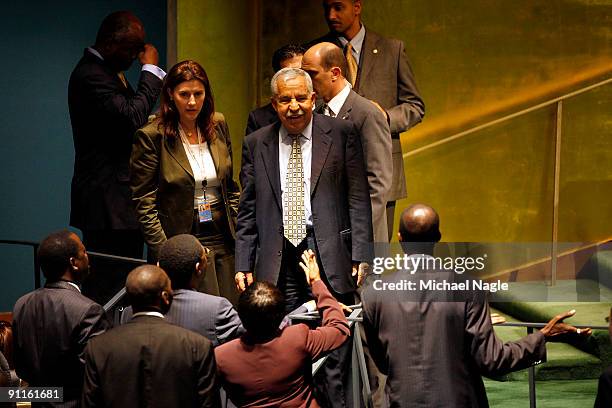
[0,0,166,312]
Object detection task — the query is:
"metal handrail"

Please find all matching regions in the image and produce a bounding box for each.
[0,239,147,291]
[404,76,612,158]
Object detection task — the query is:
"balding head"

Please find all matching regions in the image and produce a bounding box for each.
[302,42,348,102]
[126,265,173,314]
[399,204,441,243]
[94,11,145,72]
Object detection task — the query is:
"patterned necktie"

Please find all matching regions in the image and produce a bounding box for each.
[344,43,358,87]
[283,135,306,247]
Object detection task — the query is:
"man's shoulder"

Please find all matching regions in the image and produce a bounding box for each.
[15,285,97,312]
[245,120,278,144]
[364,28,403,48]
[174,289,227,311]
[94,317,212,348]
[314,113,356,134]
[346,91,380,115]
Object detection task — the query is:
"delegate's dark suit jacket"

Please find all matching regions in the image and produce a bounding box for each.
[120,288,245,347]
[245,103,278,136]
[317,89,392,242]
[12,281,109,408]
[215,279,350,408]
[310,29,425,201]
[130,113,239,259]
[235,114,373,295]
[82,315,220,408]
[361,264,546,408]
[68,50,162,231]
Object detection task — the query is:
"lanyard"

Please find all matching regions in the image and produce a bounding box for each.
[178,125,208,192]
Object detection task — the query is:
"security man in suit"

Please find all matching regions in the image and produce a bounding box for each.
[13,230,110,407]
[302,42,392,244]
[82,265,219,408]
[68,11,165,259]
[362,204,592,408]
[312,0,425,240]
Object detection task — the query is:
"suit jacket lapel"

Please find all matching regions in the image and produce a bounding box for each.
[310,115,332,195]
[165,136,194,179]
[355,29,380,92]
[260,126,282,210]
[337,90,356,120]
[207,136,226,180]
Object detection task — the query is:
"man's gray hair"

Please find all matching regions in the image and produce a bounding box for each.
[270,67,313,98]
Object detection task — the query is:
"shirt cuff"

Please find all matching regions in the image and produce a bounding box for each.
[142,64,166,80]
[303,300,317,313]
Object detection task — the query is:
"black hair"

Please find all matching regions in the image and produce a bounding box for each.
[238,281,286,340]
[272,44,306,72]
[37,230,80,281]
[159,234,203,289]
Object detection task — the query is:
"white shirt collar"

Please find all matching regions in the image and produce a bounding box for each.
[66,281,81,292]
[338,24,366,57]
[132,311,164,319]
[279,116,314,141]
[326,81,352,117]
[86,47,104,61]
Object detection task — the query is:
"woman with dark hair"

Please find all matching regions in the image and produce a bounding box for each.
[131,60,240,304]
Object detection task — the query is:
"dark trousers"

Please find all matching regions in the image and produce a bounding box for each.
[386,201,396,242]
[81,229,144,306]
[192,203,239,306]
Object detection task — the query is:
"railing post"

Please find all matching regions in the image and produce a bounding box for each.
[528,327,537,408]
[551,100,563,287]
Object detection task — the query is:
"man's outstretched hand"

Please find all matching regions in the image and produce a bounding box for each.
[540,309,592,342]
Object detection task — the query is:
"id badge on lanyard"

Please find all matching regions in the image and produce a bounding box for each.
[197,179,213,223]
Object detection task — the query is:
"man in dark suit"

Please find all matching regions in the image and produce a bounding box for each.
[121,234,245,346]
[245,44,305,135]
[12,230,110,407]
[302,42,392,243]
[312,0,425,240]
[68,11,164,259]
[82,265,219,408]
[235,67,373,310]
[361,204,592,408]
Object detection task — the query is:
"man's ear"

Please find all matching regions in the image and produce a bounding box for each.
[271,98,279,112]
[331,66,342,81]
[195,262,203,277]
[161,290,171,306]
[69,256,78,271]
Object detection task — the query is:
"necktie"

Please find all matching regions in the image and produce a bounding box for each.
[322,104,336,118]
[117,72,128,88]
[283,135,306,247]
[344,43,358,87]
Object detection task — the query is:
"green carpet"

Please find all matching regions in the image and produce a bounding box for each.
[484,379,598,408]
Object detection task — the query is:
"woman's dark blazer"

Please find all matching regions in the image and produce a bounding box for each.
[130,113,239,258]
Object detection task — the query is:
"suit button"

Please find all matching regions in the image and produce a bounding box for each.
[278,226,283,234]
[278,250,282,256]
